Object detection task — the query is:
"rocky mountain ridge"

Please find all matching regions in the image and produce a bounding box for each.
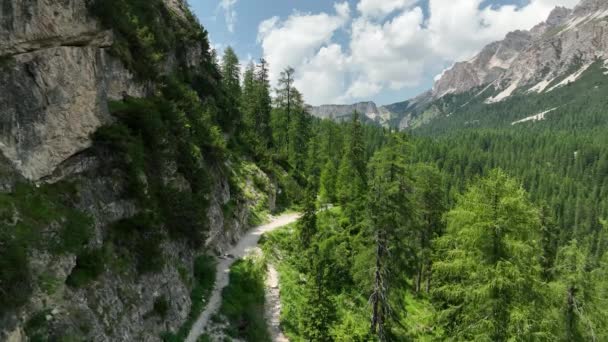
[433,0,608,103]
[308,101,388,123]
[310,0,608,130]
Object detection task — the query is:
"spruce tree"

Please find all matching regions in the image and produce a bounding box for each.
[412,164,446,293]
[299,183,318,250]
[255,58,272,148]
[319,159,337,205]
[336,112,367,222]
[366,135,414,341]
[220,46,241,131]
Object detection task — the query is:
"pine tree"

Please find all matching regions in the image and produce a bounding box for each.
[299,183,318,250]
[240,59,272,156]
[276,66,295,125]
[241,62,258,151]
[301,244,335,342]
[220,46,241,131]
[412,164,446,293]
[221,47,241,99]
[319,159,337,205]
[287,88,308,173]
[539,204,560,280]
[255,58,272,148]
[552,240,589,341]
[433,170,548,341]
[336,112,367,222]
[366,135,414,341]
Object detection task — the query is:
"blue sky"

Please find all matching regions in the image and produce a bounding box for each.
[189,0,579,105]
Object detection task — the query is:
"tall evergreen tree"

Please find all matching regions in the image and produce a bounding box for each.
[433,170,548,341]
[366,135,414,341]
[336,112,367,222]
[220,46,241,131]
[319,159,337,205]
[413,164,446,293]
[255,58,272,148]
[276,66,295,125]
[299,183,318,250]
[287,89,308,173]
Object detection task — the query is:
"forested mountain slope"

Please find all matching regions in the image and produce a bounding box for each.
[1,0,607,341]
[312,0,608,131]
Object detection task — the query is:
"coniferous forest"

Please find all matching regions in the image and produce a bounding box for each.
[2,0,608,341]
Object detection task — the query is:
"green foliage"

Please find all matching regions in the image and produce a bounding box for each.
[219,47,242,132]
[336,112,368,224]
[413,60,608,134]
[297,185,317,249]
[66,248,106,288]
[109,214,165,275]
[366,135,416,340]
[433,170,548,340]
[25,309,52,341]
[0,182,93,313]
[220,258,270,342]
[0,235,32,313]
[89,0,208,78]
[412,127,608,243]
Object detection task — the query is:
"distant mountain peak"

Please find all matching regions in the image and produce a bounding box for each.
[431,0,608,104]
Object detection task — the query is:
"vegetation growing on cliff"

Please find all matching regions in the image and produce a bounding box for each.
[2,0,608,341]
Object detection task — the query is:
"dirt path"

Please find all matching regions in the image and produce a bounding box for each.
[265,264,289,342]
[185,213,299,342]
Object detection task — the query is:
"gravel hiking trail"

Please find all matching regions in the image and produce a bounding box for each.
[185,213,299,342]
[265,263,289,341]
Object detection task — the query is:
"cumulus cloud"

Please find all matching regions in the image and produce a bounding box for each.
[357,0,418,19]
[219,0,238,33]
[257,2,350,87]
[257,0,581,105]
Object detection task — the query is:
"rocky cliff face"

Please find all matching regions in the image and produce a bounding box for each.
[432,0,608,103]
[433,30,533,98]
[308,101,380,121]
[0,1,275,341]
[0,0,147,182]
[308,101,398,126]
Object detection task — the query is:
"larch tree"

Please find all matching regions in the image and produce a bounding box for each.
[433,170,549,341]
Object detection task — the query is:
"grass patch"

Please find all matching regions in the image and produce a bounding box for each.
[219,258,270,342]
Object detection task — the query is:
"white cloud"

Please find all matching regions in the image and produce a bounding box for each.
[256,0,581,105]
[296,44,351,105]
[257,2,350,89]
[357,0,418,19]
[219,0,238,33]
[426,0,580,61]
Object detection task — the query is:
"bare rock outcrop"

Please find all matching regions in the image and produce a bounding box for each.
[432,0,608,102]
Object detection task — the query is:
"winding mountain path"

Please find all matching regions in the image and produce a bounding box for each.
[185,213,299,342]
[265,263,289,342]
